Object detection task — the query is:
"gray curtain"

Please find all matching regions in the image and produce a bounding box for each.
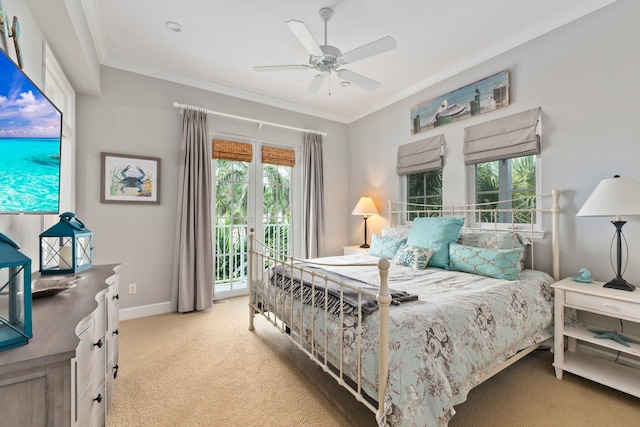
[172,109,213,312]
[303,133,324,258]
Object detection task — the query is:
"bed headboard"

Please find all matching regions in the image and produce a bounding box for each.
[387,189,561,280]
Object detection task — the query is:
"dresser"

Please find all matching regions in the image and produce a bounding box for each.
[552,277,640,397]
[0,264,120,427]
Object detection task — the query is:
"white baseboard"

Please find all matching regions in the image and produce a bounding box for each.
[119,301,172,321]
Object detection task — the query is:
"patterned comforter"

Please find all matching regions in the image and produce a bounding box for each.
[254,253,554,427]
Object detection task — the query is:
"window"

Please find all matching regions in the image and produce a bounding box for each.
[406,169,442,219]
[463,107,541,226]
[474,154,537,224]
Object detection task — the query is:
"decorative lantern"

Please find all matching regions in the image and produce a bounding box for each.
[0,232,32,351]
[39,212,93,275]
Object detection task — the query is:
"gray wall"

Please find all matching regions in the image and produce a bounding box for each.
[76,67,349,310]
[348,0,640,283]
[5,0,640,313]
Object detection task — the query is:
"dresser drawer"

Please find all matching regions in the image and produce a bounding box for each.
[76,380,105,427]
[565,291,639,319]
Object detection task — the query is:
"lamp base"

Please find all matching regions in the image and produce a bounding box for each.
[603,277,636,292]
[359,243,370,249]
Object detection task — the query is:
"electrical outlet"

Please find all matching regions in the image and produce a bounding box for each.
[129,283,137,294]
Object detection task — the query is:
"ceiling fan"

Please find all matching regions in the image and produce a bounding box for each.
[253,7,396,98]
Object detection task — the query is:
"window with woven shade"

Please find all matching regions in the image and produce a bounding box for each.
[262,146,295,167]
[212,138,253,162]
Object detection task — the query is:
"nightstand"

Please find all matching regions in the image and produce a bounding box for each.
[552,277,640,397]
[343,246,369,255]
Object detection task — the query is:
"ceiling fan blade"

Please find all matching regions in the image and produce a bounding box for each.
[305,74,327,98]
[286,20,324,57]
[253,64,310,72]
[340,36,397,64]
[336,69,381,91]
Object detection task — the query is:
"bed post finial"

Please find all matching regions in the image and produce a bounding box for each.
[376,258,391,422]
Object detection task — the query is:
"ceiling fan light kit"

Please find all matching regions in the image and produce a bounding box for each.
[253,7,396,98]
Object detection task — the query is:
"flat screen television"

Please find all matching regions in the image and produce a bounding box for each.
[0,48,62,214]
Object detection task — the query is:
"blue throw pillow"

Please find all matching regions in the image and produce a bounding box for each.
[367,234,406,259]
[449,242,523,280]
[405,217,465,269]
[393,244,435,270]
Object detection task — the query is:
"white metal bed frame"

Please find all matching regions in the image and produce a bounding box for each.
[248,189,560,425]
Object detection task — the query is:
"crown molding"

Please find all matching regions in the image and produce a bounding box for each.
[347,0,618,123]
[83,0,617,125]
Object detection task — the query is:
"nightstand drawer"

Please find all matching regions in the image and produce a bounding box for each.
[565,292,639,318]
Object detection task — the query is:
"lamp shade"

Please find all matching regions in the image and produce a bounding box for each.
[577,176,640,219]
[352,196,379,217]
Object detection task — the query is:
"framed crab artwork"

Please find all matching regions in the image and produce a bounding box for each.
[100,152,161,204]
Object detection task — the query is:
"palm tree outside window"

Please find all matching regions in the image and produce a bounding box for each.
[475,155,537,224]
[406,169,442,220]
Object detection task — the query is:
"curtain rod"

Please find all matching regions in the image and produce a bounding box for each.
[172,102,327,136]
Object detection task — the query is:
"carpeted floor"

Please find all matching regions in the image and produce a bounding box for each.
[107,297,640,427]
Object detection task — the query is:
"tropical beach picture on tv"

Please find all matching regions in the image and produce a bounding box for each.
[0,48,62,214]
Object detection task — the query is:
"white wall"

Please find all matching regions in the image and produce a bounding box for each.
[76,67,349,311]
[347,1,640,282]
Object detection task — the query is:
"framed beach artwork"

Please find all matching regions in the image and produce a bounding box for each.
[100,152,161,204]
[411,69,510,134]
[10,15,21,68]
[0,1,8,53]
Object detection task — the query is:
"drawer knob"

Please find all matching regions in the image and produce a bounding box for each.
[94,393,103,403]
[113,329,119,336]
[113,364,119,379]
[113,294,120,300]
[94,339,103,348]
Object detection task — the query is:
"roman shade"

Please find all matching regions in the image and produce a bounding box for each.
[396,134,444,175]
[463,107,541,165]
[212,138,253,162]
[262,146,295,167]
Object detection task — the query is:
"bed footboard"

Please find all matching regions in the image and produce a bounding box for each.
[248,234,391,422]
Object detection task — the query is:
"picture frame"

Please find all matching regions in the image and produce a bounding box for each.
[100,152,161,204]
[0,1,8,53]
[10,15,21,69]
[410,69,510,134]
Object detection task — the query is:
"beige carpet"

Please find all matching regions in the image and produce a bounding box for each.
[108,297,640,427]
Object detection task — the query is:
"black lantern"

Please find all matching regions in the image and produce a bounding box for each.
[39,212,93,275]
[0,232,32,351]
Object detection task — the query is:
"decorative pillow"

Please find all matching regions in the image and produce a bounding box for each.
[449,242,523,280]
[381,225,412,240]
[458,231,530,271]
[367,234,406,259]
[405,216,465,269]
[393,244,435,270]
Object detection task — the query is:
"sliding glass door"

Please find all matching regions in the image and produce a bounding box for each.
[213,140,296,299]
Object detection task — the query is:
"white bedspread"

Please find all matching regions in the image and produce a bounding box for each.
[255,253,554,427]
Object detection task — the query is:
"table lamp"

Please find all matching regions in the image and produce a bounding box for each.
[577,175,640,291]
[352,196,378,248]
